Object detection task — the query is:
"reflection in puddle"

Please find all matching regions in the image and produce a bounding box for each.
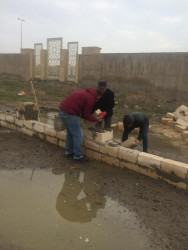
[0,168,152,250]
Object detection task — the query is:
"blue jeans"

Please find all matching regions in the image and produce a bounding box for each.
[142,121,149,153]
[59,110,83,159]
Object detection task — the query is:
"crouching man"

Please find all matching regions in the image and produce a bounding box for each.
[122,112,149,152]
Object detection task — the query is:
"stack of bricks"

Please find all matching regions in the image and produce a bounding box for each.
[0,111,188,191]
[161,112,188,141]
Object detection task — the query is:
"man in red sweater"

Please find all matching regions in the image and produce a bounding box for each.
[59,88,102,162]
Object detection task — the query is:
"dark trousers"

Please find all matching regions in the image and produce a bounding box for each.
[142,121,149,152]
[96,116,112,129]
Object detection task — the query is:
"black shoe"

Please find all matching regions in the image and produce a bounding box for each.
[74,156,89,162]
[65,153,74,158]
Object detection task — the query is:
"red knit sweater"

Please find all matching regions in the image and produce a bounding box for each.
[59,88,98,122]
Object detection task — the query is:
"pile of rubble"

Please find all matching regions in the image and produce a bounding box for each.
[161,105,188,142]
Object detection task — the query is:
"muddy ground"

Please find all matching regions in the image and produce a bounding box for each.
[1,80,188,249]
[0,127,188,250]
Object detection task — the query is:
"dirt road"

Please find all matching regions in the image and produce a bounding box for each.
[0,127,188,250]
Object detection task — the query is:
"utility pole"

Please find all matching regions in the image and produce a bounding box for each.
[17,17,25,52]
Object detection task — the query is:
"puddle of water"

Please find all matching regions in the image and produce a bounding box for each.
[0,168,152,250]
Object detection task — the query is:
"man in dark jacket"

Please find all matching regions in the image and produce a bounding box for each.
[92,80,115,129]
[59,88,102,162]
[122,112,149,152]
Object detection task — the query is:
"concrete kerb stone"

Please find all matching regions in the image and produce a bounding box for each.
[56,130,66,140]
[118,147,139,163]
[7,123,17,130]
[119,161,140,173]
[5,114,15,123]
[84,138,100,152]
[59,140,66,148]
[33,121,45,133]
[24,120,34,130]
[15,118,24,127]
[138,152,163,179]
[101,154,119,167]
[100,144,119,158]
[0,113,6,121]
[161,159,188,189]
[46,135,58,145]
[85,149,102,161]
[44,124,57,137]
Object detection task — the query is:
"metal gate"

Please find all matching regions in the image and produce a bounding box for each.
[47,37,62,79]
[67,42,78,82]
[34,43,43,78]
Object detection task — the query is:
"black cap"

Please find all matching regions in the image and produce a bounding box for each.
[98,80,107,89]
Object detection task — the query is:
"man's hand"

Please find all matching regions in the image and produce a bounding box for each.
[96,116,103,122]
[135,139,140,145]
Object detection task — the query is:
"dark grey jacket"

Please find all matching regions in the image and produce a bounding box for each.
[122,112,149,142]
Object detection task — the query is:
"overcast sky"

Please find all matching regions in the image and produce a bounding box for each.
[0,0,188,54]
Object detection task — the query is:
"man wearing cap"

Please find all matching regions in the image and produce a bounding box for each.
[122,112,149,152]
[59,88,103,162]
[92,80,115,129]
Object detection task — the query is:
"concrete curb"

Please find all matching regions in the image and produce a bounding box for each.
[0,112,188,191]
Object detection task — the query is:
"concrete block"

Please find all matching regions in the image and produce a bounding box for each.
[7,123,17,130]
[182,131,188,139]
[84,128,113,142]
[161,159,188,189]
[33,121,45,133]
[166,112,174,119]
[56,130,66,140]
[167,120,177,128]
[111,123,118,128]
[45,124,57,137]
[120,161,140,172]
[84,139,100,152]
[138,152,163,179]
[46,135,58,145]
[176,118,188,128]
[81,146,86,155]
[0,113,6,121]
[101,154,119,167]
[6,114,15,123]
[36,133,45,140]
[118,122,124,131]
[24,128,34,136]
[121,136,136,148]
[16,126,25,133]
[85,149,102,161]
[59,140,65,148]
[0,121,8,127]
[15,118,24,127]
[24,120,34,130]
[161,118,173,124]
[100,144,119,157]
[118,147,139,163]
[175,124,187,133]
